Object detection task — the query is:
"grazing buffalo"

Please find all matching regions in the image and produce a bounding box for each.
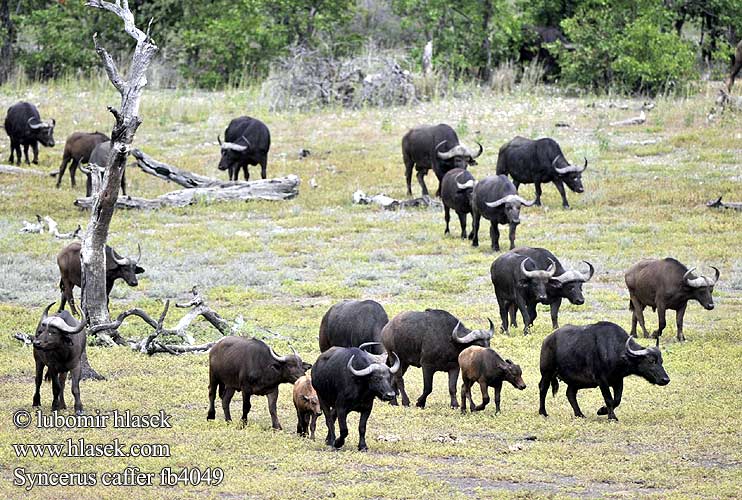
[84,141,127,197]
[57,241,144,315]
[312,346,400,450]
[538,322,670,420]
[496,136,587,208]
[458,346,526,414]
[471,175,535,251]
[207,337,310,429]
[507,247,594,330]
[293,375,322,439]
[218,116,271,181]
[402,123,482,197]
[440,168,476,239]
[726,39,742,92]
[491,250,556,335]
[381,309,493,408]
[55,132,109,189]
[625,258,719,342]
[32,303,87,414]
[318,300,388,355]
[4,102,55,165]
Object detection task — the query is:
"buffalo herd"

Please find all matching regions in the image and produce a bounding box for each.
[8,98,723,452]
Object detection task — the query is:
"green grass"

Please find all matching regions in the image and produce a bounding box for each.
[0,81,740,499]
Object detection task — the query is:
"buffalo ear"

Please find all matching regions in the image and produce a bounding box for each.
[135,266,145,274]
[302,362,312,372]
[548,279,563,288]
[302,395,311,402]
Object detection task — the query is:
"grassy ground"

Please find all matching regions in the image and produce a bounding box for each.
[0,80,740,499]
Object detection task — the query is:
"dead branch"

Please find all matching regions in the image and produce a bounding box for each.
[19,215,82,238]
[132,149,227,188]
[0,164,45,175]
[74,175,301,209]
[610,110,646,126]
[352,190,442,210]
[13,332,33,345]
[707,196,742,211]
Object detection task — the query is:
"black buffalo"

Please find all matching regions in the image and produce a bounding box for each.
[538,322,670,420]
[218,116,271,181]
[312,346,400,450]
[506,247,594,330]
[318,299,388,355]
[207,337,310,429]
[496,136,587,209]
[440,167,476,239]
[84,141,127,197]
[491,250,556,335]
[402,123,482,197]
[471,175,535,251]
[57,242,144,315]
[381,309,493,408]
[625,258,719,342]
[4,101,55,165]
[32,303,87,415]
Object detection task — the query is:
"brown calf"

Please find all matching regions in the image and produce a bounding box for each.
[293,375,322,438]
[458,346,526,414]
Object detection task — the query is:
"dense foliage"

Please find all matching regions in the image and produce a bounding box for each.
[1,0,740,94]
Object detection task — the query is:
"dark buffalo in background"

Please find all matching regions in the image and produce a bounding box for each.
[440,167,476,239]
[402,123,482,197]
[508,247,594,329]
[496,136,587,209]
[726,39,742,92]
[471,175,535,251]
[84,141,127,197]
[625,258,719,342]
[55,131,109,189]
[519,25,574,78]
[491,250,556,334]
[318,299,388,355]
[207,337,310,429]
[312,346,399,450]
[218,116,271,181]
[381,309,493,408]
[32,303,87,414]
[4,101,55,165]
[57,241,144,315]
[458,346,526,414]
[538,322,670,420]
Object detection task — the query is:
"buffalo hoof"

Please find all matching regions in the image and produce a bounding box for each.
[597,406,608,416]
[574,412,586,418]
[32,160,38,165]
[415,400,426,409]
[207,411,215,420]
[450,402,459,409]
[75,409,84,416]
[472,241,479,248]
[539,409,548,417]
[401,400,410,408]
[333,437,345,449]
[608,414,618,421]
[357,444,368,452]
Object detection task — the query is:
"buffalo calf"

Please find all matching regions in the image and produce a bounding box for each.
[459,346,526,414]
[293,375,322,439]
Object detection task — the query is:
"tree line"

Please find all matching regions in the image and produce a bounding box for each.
[1,0,740,94]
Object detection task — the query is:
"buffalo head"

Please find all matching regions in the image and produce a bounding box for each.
[451,319,493,347]
[110,244,144,287]
[436,141,483,169]
[552,156,587,193]
[624,336,670,386]
[550,261,594,305]
[518,257,556,303]
[347,351,400,401]
[34,302,86,351]
[682,266,719,310]
[270,345,311,383]
[217,135,251,172]
[485,194,535,224]
[28,117,56,147]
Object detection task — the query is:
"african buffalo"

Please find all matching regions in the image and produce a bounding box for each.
[312,346,400,450]
[496,136,587,208]
[32,303,87,415]
[726,39,742,92]
[458,346,526,414]
[625,258,719,342]
[471,175,535,251]
[57,241,144,315]
[381,309,493,408]
[507,247,594,330]
[84,141,127,197]
[207,337,310,429]
[55,132,109,189]
[538,322,670,420]
[440,167,476,239]
[402,123,482,197]
[491,250,556,335]
[318,299,388,355]
[4,102,55,165]
[218,116,271,181]
[293,375,322,439]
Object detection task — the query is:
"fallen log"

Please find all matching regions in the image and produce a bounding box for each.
[707,196,742,211]
[610,110,646,126]
[352,189,442,210]
[74,174,301,209]
[0,164,45,176]
[132,149,229,188]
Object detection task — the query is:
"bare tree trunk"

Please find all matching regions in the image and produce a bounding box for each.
[0,0,14,84]
[479,0,493,83]
[80,1,157,343]
[422,39,433,76]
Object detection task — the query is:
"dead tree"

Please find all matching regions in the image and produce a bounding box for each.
[0,0,13,85]
[80,1,157,345]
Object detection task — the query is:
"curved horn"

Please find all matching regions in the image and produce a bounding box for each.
[546,258,556,278]
[625,335,651,357]
[134,243,142,265]
[437,145,457,159]
[434,140,447,153]
[485,194,516,208]
[358,342,382,352]
[683,267,710,288]
[456,175,476,190]
[389,352,400,373]
[40,302,55,322]
[551,155,562,168]
[554,157,587,175]
[711,266,720,285]
[515,195,536,207]
[581,261,595,281]
[471,141,483,159]
[269,346,288,362]
[290,345,299,357]
[452,321,489,344]
[27,117,46,129]
[45,311,87,335]
[347,355,375,377]
[111,250,130,266]
[520,257,536,278]
[217,135,222,146]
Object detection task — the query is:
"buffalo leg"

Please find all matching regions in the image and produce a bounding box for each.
[457,212,468,239]
[598,380,622,417]
[509,304,518,328]
[474,381,489,411]
[207,376,218,420]
[404,158,414,196]
[444,205,451,235]
[447,367,459,409]
[242,165,249,182]
[553,180,569,208]
[490,222,501,251]
[221,387,235,422]
[70,366,83,415]
[460,379,471,413]
[497,298,510,334]
[507,222,517,250]
[57,371,68,410]
[57,157,70,188]
[70,159,79,187]
[566,385,585,418]
[527,303,538,328]
[538,375,551,417]
[33,359,44,407]
[597,382,617,420]
[50,372,62,411]
[31,142,39,164]
[9,138,17,164]
[416,170,429,197]
[357,408,371,451]
[260,157,267,180]
[630,298,649,337]
[471,211,481,247]
[296,408,306,436]
[309,412,318,440]
[653,305,667,339]
[321,401,336,446]
[534,182,543,206]
[240,391,252,424]
[416,365,435,408]
[493,380,503,413]
[266,388,281,430]
[120,169,127,196]
[333,407,348,449]
[516,297,531,335]
[392,364,410,407]
[675,303,687,342]
[550,299,562,330]
[23,143,30,164]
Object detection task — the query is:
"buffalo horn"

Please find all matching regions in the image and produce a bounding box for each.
[40,302,55,322]
[471,141,483,159]
[455,172,476,190]
[625,335,651,357]
[521,258,556,279]
[111,251,130,266]
[437,144,461,160]
[358,342,382,352]
[217,135,222,146]
[389,352,400,374]
[684,267,715,288]
[135,243,142,265]
[581,260,595,281]
[269,346,288,362]
[347,355,376,377]
[452,320,492,344]
[27,118,48,130]
[44,311,87,335]
[554,157,588,175]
